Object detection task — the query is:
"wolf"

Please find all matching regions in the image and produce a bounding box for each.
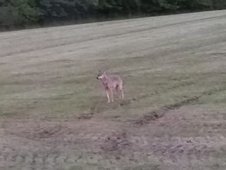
[96,71,124,103]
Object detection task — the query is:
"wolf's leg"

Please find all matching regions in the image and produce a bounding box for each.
[119,84,124,99]
[115,85,121,99]
[110,88,114,102]
[121,88,124,99]
[106,90,111,103]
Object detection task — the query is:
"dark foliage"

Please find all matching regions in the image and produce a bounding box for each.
[0,0,226,30]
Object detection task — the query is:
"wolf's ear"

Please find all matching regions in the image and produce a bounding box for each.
[99,70,105,73]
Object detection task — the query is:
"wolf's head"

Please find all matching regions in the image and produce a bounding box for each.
[96,71,106,80]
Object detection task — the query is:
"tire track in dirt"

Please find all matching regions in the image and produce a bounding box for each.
[100,131,131,153]
[0,146,84,170]
[1,86,226,170]
[0,120,131,169]
[1,87,226,169]
[1,119,226,169]
[133,96,200,126]
[133,86,226,126]
[129,135,226,162]
[8,86,220,168]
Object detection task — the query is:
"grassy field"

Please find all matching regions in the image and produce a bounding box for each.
[1,10,226,170]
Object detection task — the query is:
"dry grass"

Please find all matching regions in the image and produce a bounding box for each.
[1,10,226,170]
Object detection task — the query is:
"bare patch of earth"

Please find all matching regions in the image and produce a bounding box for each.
[1,106,226,170]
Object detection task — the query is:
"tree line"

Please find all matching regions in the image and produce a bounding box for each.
[0,0,226,30]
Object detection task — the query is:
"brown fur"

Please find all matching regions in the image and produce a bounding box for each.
[97,71,124,103]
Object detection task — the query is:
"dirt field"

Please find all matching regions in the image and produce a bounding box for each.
[1,10,226,170]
